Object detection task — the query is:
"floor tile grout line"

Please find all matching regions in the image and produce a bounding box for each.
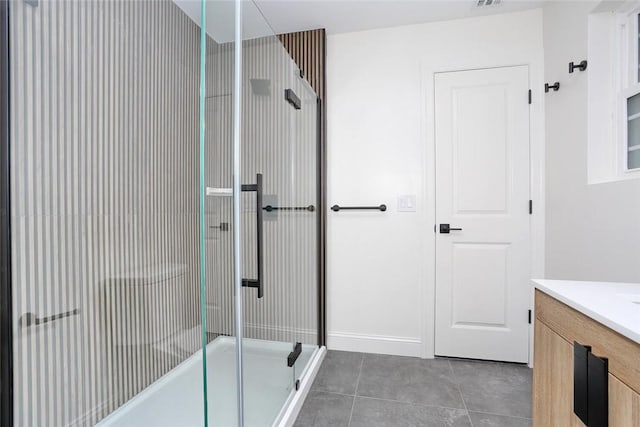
[314,389,468,413]
[466,409,533,421]
[354,394,469,412]
[307,390,533,423]
[310,352,531,425]
[311,390,356,398]
[447,360,473,426]
[347,353,365,427]
[447,359,533,421]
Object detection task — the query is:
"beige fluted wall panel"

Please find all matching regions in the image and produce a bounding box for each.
[10,1,201,425]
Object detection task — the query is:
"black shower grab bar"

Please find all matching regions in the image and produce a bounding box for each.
[262,205,315,212]
[331,204,387,212]
[20,308,80,328]
[241,174,264,298]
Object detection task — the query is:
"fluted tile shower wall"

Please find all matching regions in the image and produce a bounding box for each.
[9,1,201,425]
[9,1,321,425]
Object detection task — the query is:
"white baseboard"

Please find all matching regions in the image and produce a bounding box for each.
[327,332,423,357]
[243,322,318,343]
[205,303,318,343]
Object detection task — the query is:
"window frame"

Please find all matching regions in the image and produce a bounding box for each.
[616,4,640,175]
[621,86,640,172]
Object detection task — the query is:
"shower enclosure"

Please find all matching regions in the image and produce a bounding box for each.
[1,0,325,426]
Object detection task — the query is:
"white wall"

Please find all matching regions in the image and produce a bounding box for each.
[326,10,544,358]
[544,2,640,282]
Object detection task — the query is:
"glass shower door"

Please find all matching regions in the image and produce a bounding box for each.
[238,33,320,426]
[200,1,321,426]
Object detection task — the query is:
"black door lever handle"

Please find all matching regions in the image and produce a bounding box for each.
[439,224,462,234]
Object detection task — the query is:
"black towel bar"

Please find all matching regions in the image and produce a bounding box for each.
[331,204,387,212]
[20,308,80,328]
[263,205,315,212]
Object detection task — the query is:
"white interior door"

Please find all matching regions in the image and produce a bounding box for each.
[434,66,530,363]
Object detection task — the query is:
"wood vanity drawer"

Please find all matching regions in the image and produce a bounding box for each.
[610,374,640,427]
[535,289,640,395]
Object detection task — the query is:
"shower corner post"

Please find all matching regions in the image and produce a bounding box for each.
[0,1,13,427]
[319,28,327,348]
[316,29,327,347]
[232,0,245,426]
[316,94,326,348]
[198,0,209,425]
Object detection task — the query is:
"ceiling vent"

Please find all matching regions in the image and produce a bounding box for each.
[476,0,502,7]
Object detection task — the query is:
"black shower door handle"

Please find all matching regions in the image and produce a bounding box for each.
[241,173,264,298]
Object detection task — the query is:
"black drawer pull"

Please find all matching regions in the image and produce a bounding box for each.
[574,342,591,425]
[587,352,608,427]
[573,342,609,427]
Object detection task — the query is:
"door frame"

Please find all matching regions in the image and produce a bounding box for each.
[420,61,545,366]
[0,0,13,425]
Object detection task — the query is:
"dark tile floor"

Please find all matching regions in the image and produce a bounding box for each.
[294,351,532,427]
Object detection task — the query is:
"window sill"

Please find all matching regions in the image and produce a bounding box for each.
[588,170,640,185]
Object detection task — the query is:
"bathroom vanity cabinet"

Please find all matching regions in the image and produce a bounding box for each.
[532,283,640,427]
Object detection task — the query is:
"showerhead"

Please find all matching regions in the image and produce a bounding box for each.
[250,78,271,96]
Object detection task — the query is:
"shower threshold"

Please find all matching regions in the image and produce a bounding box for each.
[97,336,325,427]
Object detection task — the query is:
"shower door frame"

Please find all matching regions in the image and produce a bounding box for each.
[316,95,326,348]
[0,1,13,426]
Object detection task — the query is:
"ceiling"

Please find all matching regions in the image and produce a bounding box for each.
[174,0,546,40]
[255,0,546,35]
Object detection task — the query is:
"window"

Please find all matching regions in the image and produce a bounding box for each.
[620,8,640,171]
[587,3,640,183]
[626,92,640,169]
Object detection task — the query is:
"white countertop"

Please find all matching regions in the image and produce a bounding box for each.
[533,279,640,345]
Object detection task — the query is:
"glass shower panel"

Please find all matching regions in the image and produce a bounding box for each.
[238,2,319,425]
[285,69,320,382]
[199,1,240,425]
[200,1,320,426]
[9,1,204,426]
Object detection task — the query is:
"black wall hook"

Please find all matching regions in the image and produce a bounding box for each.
[569,60,588,73]
[545,82,560,93]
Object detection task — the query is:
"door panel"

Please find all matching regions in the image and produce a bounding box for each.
[435,66,530,363]
[452,243,509,327]
[454,85,509,214]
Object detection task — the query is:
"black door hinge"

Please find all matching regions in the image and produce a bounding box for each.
[528,309,532,324]
[528,89,532,104]
[529,200,533,215]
